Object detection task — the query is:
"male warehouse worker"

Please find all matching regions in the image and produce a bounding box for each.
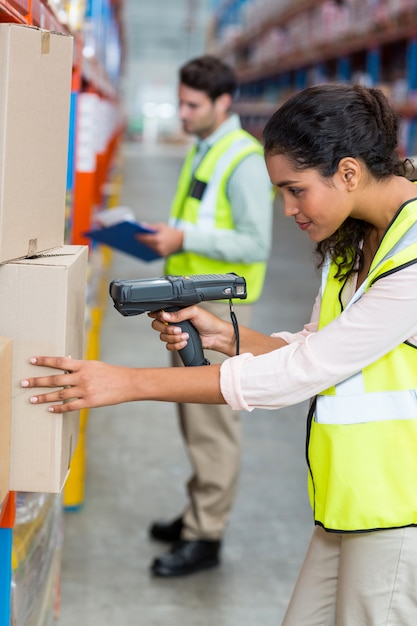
[137,55,273,577]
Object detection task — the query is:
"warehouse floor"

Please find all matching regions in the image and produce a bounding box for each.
[57,141,320,625]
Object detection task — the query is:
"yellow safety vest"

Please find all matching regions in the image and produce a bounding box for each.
[308,198,417,532]
[165,129,267,303]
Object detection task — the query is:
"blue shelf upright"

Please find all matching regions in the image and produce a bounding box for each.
[0,492,16,626]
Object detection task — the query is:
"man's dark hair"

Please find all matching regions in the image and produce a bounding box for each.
[179,55,237,102]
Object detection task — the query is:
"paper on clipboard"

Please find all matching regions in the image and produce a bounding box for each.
[84,207,161,262]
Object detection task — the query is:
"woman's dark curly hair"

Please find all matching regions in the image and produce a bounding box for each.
[263,83,413,279]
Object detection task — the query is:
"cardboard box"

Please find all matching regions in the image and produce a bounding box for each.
[0,337,12,510]
[0,245,88,492]
[0,24,73,263]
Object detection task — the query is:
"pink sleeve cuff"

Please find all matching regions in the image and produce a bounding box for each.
[220,353,255,412]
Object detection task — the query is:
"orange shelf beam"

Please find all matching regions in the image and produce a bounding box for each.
[0,492,16,529]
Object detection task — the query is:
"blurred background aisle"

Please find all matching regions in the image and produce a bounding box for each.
[121,1,211,142]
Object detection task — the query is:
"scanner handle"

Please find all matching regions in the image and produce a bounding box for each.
[166,307,209,367]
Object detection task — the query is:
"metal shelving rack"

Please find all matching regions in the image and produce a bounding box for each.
[208,0,417,154]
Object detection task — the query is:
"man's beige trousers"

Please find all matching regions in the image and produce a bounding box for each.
[172,300,253,541]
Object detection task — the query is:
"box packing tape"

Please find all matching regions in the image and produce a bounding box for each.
[41,30,50,54]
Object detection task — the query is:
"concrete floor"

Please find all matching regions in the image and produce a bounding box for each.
[57,142,320,625]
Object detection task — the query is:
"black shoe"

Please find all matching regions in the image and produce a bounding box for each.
[151,540,221,577]
[149,516,183,543]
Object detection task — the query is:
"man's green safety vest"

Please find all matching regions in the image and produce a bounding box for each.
[165,129,267,303]
[308,198,417,532]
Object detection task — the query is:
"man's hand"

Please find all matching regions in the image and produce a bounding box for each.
[136,222,184,257]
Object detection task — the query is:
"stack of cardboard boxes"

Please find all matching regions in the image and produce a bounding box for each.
[0,23,88,505]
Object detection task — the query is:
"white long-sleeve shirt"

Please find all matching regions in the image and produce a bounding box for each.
[220,262,417,411]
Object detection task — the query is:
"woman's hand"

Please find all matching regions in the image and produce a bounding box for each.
[21,357,140,413]
[149,305,236,356]
[21,355,226,413]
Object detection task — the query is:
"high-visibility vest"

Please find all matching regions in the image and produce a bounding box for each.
[308,198,417,532]
[165,129,267,303]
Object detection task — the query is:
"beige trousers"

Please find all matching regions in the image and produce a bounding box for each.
[282,524,417,626]
[172,300,253,542]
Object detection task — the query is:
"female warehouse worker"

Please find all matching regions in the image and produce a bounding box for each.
[22,84,417,625]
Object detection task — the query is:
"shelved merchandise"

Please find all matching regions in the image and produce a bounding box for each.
[0,1,125,623]
[11,493,63,626]
[207,0,417,155]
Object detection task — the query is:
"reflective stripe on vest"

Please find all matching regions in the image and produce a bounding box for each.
[316,386,417,424]
[165,129,267,303]
[308,197,417,531]
[172,137,257,231]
